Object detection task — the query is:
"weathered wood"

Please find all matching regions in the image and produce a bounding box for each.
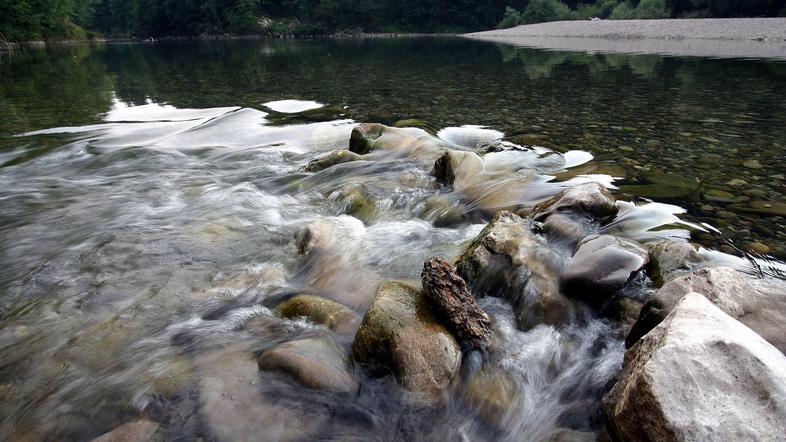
[421,256,493,350]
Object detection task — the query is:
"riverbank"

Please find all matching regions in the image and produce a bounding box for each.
[467,18,786,59]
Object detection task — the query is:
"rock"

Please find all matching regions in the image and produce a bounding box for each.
[545,429,597,442]
[645,240,703,283]
[551,162,627,182]
[258,336,358,393]
[530,182,617,222]
[743,159,763,169]
[560,234,649,307]
[618,184,698,200]
[352,281,460,400]
[433,149,484,186]
[420,257,493,349]
[702,189,735,204]
[461,367,518,423]
[603,293,786,442]
[455,211,575,329]
[625,267,786,354]
[90,420,161,442]
[638,169,701,192]
[747,241,770,254]
[198,345,326,441]
[730,200,786,217]
[349,123,447,158]
[303,150,363,172]
[605,296,644,325]
[275,294,359,334]
[419,196,467,227]
[540,213,592,251]
[333,184,378,223]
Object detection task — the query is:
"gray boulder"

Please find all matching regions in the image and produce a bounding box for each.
[352,281,460,401]
[604,292,786,442]
[645,240,704,283]
[560,234,649,307]
[456,211,575,329]
[531,182,618,222]
[258,336,358,394]
[626,267,786,354]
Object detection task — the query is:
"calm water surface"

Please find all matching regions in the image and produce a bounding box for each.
[0,38,784,440]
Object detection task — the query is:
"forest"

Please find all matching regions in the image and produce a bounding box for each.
[1,0,785,42]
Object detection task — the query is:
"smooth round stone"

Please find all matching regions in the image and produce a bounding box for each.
[747,242,770,254]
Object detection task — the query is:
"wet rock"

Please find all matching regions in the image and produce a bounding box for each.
[455,211,575,329]
[638,169,701,192]
[730,200,786,217]
[421,257,492,350]
[541,213,591,251]
[551,162,627,182]
[618,184,698,200]
[198,345,326,441]
[545,429,596,442]
[743,159,763,169]
[433,149,484,186]
[605,296,644,325]
[747,241,770,254]
[393,118,428,128]
[645,240,703,283]
[349,123,447,158]
[702,189,735,204]
[151,355,194,398]
[560,234,649,307]
[303,150,363,172]
[530,182,617,222]
[352,281,460,400]
[275,294,359,334]
[604,293,786,442]
[90,420,161,442]
[461,367,518,423]
[625,267,786,354]
[258,336,358,394]
[333,184,378,223]
[419,196,467,227]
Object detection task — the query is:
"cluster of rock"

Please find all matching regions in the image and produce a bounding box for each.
[95,123,786,441]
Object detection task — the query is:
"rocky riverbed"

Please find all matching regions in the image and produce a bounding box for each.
[15,120,779,441]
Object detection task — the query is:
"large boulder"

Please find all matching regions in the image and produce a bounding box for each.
[531,182,618,222]
[349,123,447,158]
[275,294,359,334]
[352,281,460,400]
[559,234,649,307]
[645,240,704,283]
[455,211,575,329]
[603,293,786,441]
[626,267,786,354]
[258,336,358,394]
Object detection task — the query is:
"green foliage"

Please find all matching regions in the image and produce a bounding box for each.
[0,0,782,41]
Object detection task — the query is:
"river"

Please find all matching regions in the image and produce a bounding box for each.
[0,37,784,441]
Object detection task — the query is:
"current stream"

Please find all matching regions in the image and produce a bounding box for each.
[0,38,784,441]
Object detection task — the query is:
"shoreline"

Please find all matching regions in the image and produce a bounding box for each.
[466,18,786,59]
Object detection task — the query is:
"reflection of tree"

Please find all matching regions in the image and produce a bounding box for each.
[0,45,114,135]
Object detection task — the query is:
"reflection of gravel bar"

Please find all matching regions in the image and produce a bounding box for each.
[467,18,786,59]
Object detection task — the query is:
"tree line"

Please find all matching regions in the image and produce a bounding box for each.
[1,0,784,42]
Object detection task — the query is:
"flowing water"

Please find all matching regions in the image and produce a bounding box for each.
[0,38,784,441]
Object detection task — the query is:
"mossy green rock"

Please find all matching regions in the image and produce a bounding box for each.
[352,281,460,400]
[335,184,378,223]
[275,294,359,334]
[461,367,519,422]
[420,196,467,227]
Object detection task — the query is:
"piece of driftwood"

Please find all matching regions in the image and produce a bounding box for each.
[421,256,492,349]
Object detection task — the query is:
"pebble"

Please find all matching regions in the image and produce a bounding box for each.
[726,179,747,186]
[747,242,770,254]
[743,159,763,169]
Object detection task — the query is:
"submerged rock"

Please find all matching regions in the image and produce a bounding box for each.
[540,212,593,251]
[560,234,649,307]
[333,184,378,223]
[433,149,484,186]
[644,240,703,283]
[461,367,518,423]
[421,256,492,350]
[419,196,468,227]
[90,420,161,442]
[625,267,786,354]
[456,211,574,329]
[349,123,447,158]
[531,182,618,222]
[258,336,358,394]
[303,150,363,172]
[604,293,786,441]
[275,294,359,334]
[352,281,460,400]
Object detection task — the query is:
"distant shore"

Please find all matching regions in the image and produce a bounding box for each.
[466,18,786,59]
